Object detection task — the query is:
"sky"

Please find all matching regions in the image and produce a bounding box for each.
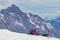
[0,0,60,19]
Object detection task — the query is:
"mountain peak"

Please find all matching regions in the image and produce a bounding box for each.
[10,4,24,15]
[11,4,16,7]
[0,4,24,16]
[11,4,18,9]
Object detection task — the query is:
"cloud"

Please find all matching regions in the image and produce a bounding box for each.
[0,4,9,11]
[0,0,23,10]
[56,11,60,14]
[0,0,60,9]
[0,0,60,19]
[38,12,59,19]
[29,0,60,7]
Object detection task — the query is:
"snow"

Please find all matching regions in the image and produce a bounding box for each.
[0,14,4,20]
[41,26,46,31]
[29,18,35,24]
[0,29,60,40]
[46,23,51,29]
[34,24,40,28]
[52,34,55,37]
[27,14,30,18]
[46,23,54,30]
[10,13,14,15]
[14,20,24,27]
[0,14,4,17]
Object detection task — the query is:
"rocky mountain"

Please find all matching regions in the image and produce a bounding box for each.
[0,4,60,38]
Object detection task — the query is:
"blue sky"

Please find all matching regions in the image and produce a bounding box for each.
[0,0,60,19]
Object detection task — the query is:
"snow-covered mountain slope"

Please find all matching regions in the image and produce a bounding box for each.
[0,29,60,40]
[0,4,60,38]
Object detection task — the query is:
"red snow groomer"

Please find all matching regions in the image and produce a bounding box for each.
[30,28,38,35]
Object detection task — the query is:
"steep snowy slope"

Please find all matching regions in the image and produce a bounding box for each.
[0,29,60,40]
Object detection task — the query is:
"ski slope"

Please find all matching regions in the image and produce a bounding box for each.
[0,29,60,40]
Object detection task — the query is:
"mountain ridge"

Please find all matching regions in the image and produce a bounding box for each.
[0,4,60,38]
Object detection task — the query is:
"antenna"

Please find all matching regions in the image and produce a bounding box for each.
[48,23,51,36]
[46,17,51,36]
